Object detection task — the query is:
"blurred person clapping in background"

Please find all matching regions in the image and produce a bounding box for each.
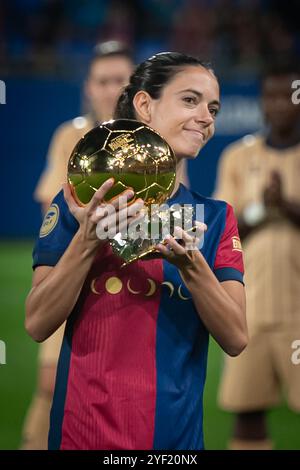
[215,61,300,450]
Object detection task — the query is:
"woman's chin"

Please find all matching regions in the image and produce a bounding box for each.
[186,146,203,158]
[174,144,203,160]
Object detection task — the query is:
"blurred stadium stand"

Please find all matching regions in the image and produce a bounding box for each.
[1,0,299,79]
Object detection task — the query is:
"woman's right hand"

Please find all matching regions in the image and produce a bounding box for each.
[63,178,145,246]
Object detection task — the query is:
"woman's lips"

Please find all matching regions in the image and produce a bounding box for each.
[183,129,205,142]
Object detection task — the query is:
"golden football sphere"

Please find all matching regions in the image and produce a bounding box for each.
[68,119,176,206]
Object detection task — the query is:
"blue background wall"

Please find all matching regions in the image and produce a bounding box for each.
[0,78,261,237]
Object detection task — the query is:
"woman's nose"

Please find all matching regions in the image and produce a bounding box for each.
[195,106,214,126]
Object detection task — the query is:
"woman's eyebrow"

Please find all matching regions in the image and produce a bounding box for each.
[209,99,221,109]
[177,89,221,108]
[177,88,202,97]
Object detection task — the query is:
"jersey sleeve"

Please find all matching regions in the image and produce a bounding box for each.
[32,190,79,269]
[213,204,244,284]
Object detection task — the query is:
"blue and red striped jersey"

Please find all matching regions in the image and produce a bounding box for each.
[32,183,244,450]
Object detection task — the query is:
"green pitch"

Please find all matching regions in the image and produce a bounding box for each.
[0,241,299,450]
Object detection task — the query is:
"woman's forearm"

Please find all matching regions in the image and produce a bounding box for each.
[179,251,247,356]
[25,229,102,342]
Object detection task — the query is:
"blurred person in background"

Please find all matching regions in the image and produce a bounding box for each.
[34,40,134,214]
[214,61,300,450]
[20,40,134,450]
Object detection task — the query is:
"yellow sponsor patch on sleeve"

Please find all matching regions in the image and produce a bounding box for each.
[39,204,59,238]
[232,236,242,252]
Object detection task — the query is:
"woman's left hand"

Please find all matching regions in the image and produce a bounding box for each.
[155,221,207,270]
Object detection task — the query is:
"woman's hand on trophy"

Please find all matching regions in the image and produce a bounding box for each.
[63,179,145,244]
[95,192,145,241]
[154,221,207,269]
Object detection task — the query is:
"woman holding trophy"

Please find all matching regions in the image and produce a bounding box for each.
[25,52,247,450]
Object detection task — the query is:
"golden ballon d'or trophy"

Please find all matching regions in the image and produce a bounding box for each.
[68,119,194,266]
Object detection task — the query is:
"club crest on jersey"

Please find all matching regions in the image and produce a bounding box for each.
[232,236,242,252]
[40,204,59,238]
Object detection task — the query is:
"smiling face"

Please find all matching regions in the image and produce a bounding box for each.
[136,66,220,159]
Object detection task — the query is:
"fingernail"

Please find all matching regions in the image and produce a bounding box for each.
[196,222,207,230]
[107,178,114,185]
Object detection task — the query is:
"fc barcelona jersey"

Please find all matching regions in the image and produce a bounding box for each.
[32,183,244,450]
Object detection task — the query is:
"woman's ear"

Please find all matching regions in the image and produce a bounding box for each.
[133,91,152,123]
